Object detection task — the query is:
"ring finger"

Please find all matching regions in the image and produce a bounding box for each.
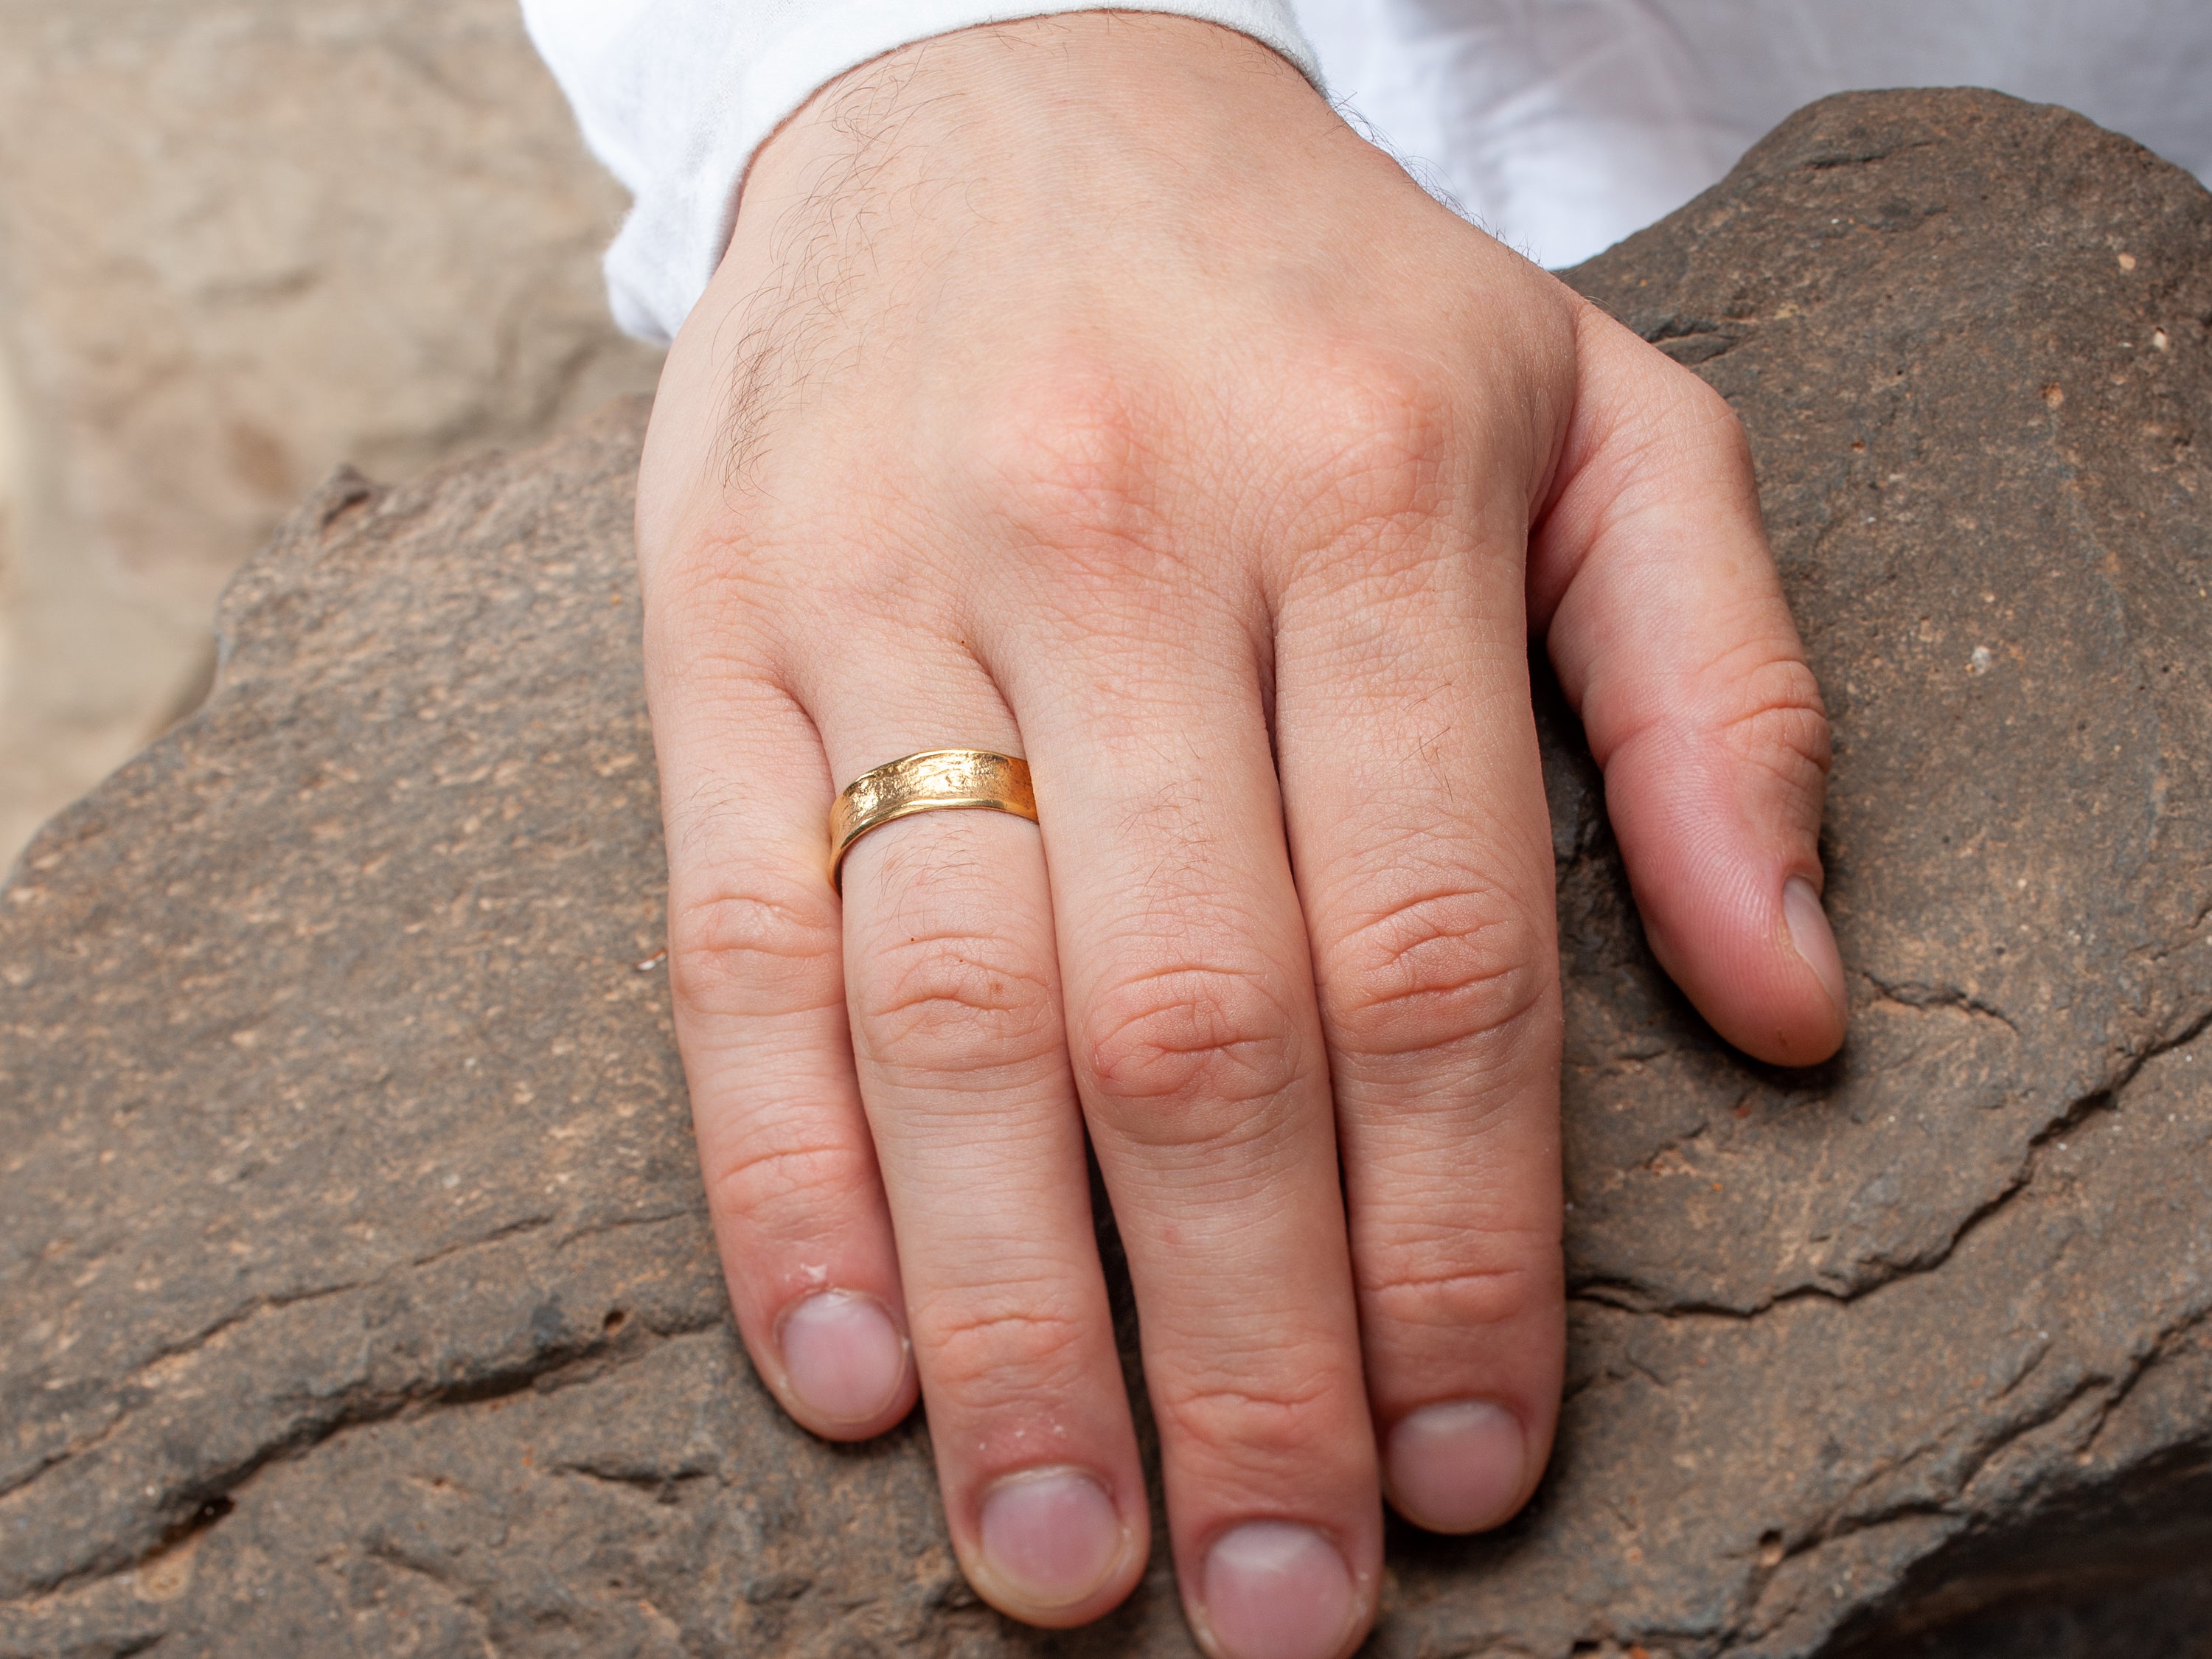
[797,633,1148,1627]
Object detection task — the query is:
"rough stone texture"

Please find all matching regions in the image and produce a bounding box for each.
[1897,1570,2212,1659]
[3,89,2211,1657]
[0,0,664,863]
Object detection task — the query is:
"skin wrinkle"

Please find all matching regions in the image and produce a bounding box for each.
[1338,1098,1563,1207]
[1092,1138,1328,1209]
[1544,473,1762,650]
[1336,1057,1554,1124]
[1345,1212,1557,1283]
[873,1122,1088,1189]
[1356,1205,1562,1255]
[703,1140,874,1214]
[1011,502,1275,672]
[1590,693,1820,813]
[1548,418,1752,571]
[668,897,841,1020]
[1321,896,1548,1061]
[761,502,978,652]
[1557,589,1818,761]
[1285,559,1469,660]
[1358,1263,1545,1332]
[857,940,1057,1030]
[1150,1382,1352,1484]
[1604,700,1829,827]
[858,1054,1074,1102]
[687,1042,859,1106]
[1269,366,1473,630]
[796,657,1015,762]
[910,1301,1096,1380]
[1308,786,1551,884]
[1080,1002,1307,1133]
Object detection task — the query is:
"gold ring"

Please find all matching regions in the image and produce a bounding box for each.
[829,749,1037,889]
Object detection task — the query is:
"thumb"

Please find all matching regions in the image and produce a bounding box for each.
[1530,297,1846,1067]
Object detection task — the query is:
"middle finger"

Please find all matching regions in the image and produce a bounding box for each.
[1003,596,1381,1659]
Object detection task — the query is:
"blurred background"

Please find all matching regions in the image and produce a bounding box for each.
[0,0,664,863]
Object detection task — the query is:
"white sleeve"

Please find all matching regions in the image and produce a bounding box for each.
[521,0,1322,344]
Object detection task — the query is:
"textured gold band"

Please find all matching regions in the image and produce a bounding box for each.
[828,749,1037,889]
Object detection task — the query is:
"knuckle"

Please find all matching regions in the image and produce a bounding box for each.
[644,524,804,657]
[1671,373,1758,470]
[1323,882,1551,1062]
[1663,357,1742,421]
[651,521,765,599]
[855,925,1062,1076]
[1360,1228,1559,1335]
[1152,1365,1342,1464]
[1308,349,1457,471]
[1708,653,1832,787]
[703,1135,872,1245]
[1076,959,1305,1142]
[1602,344,1756,484]
[965,362,1168,567]
[667,875,841,1021]
[1288,349,1458,533]
[908,1295,1091,1410]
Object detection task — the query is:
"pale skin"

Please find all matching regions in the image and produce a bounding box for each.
[637,16,1846,1659]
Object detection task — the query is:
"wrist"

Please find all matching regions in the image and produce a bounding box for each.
[736,13,1334,242]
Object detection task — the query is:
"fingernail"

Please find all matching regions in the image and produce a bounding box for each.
[1200,1521,1354,1659]
[1383,1399,1527,1534]
[977,1467,1124,1610]
[1784,875,1847,1015]
[777,1290,908,1426]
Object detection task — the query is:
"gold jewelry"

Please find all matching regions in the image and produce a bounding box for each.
[829,749,1037,888]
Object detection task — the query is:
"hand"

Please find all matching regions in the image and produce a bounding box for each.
[636,16,1846,1658]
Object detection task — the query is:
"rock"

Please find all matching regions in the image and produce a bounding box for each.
[0,0,664,862]
[1895,1571,2212,1659]
[2,88,2209,1658]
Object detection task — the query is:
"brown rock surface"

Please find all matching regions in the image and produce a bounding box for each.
[3,90,2209,1658]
